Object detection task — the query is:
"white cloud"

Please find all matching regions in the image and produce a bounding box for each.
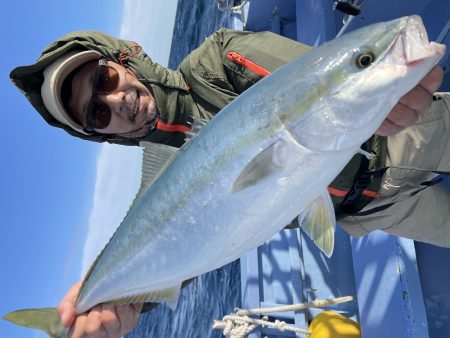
[120,0,179,66]
[81,144,142,274]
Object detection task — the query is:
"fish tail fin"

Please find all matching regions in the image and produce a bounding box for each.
[3,307,66,338]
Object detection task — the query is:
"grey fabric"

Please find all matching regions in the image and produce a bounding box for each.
[341,93,450,247]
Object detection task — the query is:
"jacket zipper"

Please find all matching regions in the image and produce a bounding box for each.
[226,51,271,77]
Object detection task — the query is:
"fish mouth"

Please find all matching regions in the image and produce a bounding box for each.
[401,16,445,64]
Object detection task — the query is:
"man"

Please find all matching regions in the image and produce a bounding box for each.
[11,29,446,337]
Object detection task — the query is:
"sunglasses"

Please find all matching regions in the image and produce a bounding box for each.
[84,58,120,131]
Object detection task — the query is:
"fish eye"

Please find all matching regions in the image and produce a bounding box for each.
[355,52,375,68]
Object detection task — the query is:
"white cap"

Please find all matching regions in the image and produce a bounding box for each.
[41,50,100,135]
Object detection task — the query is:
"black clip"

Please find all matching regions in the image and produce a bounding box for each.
[333,1,361,16]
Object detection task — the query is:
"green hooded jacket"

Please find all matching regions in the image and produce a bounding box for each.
[10,30,193,146]
[10,27,385,214]
[10,29,309,146]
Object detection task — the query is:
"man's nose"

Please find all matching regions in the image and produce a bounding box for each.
[102,91,127,116]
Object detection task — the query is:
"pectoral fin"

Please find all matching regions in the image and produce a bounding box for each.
[3,307,66,338]
[232,140,286,192]
[298,191,336,257]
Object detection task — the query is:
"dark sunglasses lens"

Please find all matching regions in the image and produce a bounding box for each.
[94,65,119,93]
[86,100,111,130]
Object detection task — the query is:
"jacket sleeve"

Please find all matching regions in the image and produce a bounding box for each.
[179,29,311,117]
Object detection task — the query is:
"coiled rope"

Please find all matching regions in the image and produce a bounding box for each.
[212,295,355,338]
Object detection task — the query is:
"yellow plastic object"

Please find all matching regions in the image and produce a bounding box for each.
[309,311,361,338]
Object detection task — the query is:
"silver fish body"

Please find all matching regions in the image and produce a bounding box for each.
[3,16,445,338]
[76,15,444,313]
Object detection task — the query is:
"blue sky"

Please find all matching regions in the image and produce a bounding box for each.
[0,1,178,337]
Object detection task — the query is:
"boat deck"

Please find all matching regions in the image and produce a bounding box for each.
[233,1,450,337]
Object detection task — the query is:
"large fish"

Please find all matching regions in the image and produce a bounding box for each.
[4,16,445,337]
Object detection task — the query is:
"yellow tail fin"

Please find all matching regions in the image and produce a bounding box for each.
[3,307,67,338]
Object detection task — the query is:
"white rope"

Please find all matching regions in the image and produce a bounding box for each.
[221,315,310,337]
[212,296,356,337]
[236,295,355,316]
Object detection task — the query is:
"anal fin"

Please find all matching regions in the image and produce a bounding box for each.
[298,190,336,257]
[104,284,182,310]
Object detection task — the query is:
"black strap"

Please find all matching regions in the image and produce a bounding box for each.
[366,166,450,177]
[338,141,373,215]
[349,167,450,216]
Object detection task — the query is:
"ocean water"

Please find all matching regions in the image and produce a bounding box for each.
[126,2,242,338]
[168,0,233,69]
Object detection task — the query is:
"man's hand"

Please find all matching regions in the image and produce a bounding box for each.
[58,281,143,338]
[376,65,444,136]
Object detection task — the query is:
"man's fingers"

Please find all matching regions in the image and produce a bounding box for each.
[376,66,444,137]
[388,102,420,128]
[116,304,142,335]
[399,84,432,113]
[66,303,142,338]
[84,306,108,338]
[58,281,82,310]
[417,65,444,94]
[130,303,143,330]
[58,281,83,328]
[68,313,87,338]
[59,301,77,328]
[131,303,144,316]
[376,102,420,136]
[100,305,121,336]
[376,118,401,136]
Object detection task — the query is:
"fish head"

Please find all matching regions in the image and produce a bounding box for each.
[293,15,445,152]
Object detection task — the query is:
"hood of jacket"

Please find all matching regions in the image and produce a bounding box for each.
[10,30,191,145]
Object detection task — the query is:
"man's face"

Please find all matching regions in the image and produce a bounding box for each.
[68,60,158,136]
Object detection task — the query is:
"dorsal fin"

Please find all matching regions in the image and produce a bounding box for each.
[185,118,209,142]
[135,141,179,201]
[78,142,179,303]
